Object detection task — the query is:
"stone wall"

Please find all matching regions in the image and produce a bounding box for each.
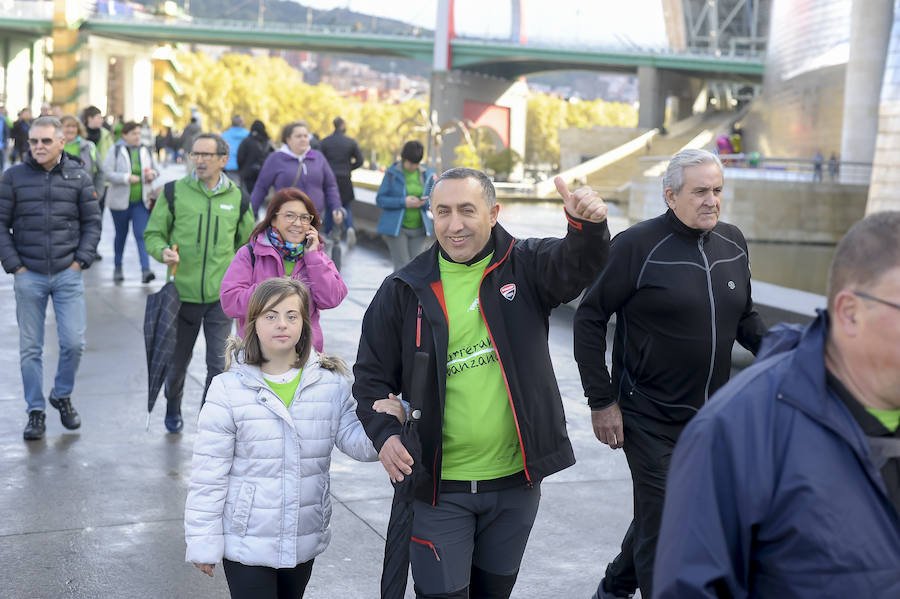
[558,126,650,171]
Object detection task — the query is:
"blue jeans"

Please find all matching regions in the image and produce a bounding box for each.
[111,201,151,270]
[14,268,87,414]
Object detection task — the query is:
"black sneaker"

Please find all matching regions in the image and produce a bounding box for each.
[113,265,124,283]
[23,411,46,441]
[142,269,156,284]
[49,396,81,430]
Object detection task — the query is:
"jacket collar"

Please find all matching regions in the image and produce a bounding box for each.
[396,222,515,289]
[25,151,67,173]
[665,208,714,240]
[770,312,876,465]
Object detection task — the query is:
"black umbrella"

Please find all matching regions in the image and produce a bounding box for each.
[382,351,430,599]
[143,250,181,430]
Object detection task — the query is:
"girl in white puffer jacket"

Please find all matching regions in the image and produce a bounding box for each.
[184,277,404,598]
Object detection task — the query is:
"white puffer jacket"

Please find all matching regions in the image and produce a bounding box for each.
[184,354,378,568]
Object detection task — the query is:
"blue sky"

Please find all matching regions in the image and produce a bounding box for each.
[297,0,669,48]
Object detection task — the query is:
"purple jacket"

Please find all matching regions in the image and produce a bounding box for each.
[249,149,341,218]
[220,232,347,351]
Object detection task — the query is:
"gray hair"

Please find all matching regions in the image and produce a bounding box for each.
[662,149,724,199]
[827,211,900,313]
[31,116,64,138]
[432,167,497,208]
[193,132,229,157]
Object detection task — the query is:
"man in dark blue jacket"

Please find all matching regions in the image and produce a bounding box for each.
[355,168,609,599]
[0,116,101,441]
[655,211,900,598]
[575,149,766,599]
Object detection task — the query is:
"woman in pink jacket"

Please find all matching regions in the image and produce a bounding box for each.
[220,188,347,351]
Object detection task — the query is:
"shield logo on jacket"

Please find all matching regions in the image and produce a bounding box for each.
[500,283,516,301]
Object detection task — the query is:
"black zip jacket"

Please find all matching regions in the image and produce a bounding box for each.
[0,152,100,274]
[319,130,363,177]
[354,216,610,504]
[574,210,766,423]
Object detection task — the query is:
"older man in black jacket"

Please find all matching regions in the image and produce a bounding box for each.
[575,148,767,599]
[0,116,101,441]
[354,167,609,599]
[319,116,363,247]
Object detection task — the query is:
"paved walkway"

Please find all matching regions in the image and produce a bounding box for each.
[0,191,635,598]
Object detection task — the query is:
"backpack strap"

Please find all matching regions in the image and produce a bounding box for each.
[245,242,255,268]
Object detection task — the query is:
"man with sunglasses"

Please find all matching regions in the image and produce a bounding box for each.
[655,211,900,597]
[144,132,254,433]
[0,116,100,441]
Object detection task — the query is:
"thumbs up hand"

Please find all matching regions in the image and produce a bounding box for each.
[554,176,608,223]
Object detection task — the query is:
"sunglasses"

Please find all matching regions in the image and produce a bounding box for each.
[28,138,57,147]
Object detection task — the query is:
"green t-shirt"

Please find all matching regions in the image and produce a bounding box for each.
[438,252,524,480]
[129,147,143,203]
[264,368,303,408]
[402,167,424,229]
[64,140,80,157]
[284,260,296,276]
[866,407,900,432]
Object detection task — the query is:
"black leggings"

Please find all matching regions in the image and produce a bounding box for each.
[222,558,314,599]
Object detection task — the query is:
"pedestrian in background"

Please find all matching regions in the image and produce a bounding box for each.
[375,140,436,272]
[185,277,405,598]
[0,116,100,441]
[575,149,766,599]
[181,117,202,172]
[222,114,249,185]
[103,121,159,284]
[61,115,104,202]
[654,211,900,598]
[236,119,272,195]
[144,133,255,434]
[0,105,9,171]
[220,187,346,352]
[10,107,31,165]
[319,116,363,249]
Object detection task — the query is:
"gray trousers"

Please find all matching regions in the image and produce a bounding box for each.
[383,226,428,271]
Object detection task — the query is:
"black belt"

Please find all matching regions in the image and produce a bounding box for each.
[440,471,527,494]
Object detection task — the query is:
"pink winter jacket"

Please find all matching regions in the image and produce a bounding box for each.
[220,232,347,351]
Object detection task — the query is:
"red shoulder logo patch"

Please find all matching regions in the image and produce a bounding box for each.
[500,283,516,301]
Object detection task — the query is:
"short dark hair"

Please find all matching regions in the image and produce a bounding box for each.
[281,121,309,144]
[121,121,140,135]
[333,116,345,130]
[432,167,497,208]
[827,211,900,312]
[192,132,229,156]
[231,115,243,127]
[82,105,102,119]
[400,140,424,164]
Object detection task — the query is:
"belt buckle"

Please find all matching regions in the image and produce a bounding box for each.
[470,480,477,494]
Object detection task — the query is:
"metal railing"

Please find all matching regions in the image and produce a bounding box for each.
[639,154,873,185]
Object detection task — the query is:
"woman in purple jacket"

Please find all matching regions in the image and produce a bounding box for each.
[220,188,347,352]
[249,121,344,229]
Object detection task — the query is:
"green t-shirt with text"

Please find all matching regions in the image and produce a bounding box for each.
[438,252,524,480]
[867,407,900,432]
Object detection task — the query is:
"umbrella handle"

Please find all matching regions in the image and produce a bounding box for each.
[169,244,179,280]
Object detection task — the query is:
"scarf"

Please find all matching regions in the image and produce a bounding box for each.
[267,227,305,263]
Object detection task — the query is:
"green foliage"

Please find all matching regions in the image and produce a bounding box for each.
[483,148,522,176]
[453,143,482,169]
[526,94,637,166]
[173,51,427,168]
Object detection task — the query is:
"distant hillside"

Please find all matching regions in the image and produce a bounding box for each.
[133,0,430,35]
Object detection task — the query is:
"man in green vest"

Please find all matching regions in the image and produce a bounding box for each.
[144,133,254,434]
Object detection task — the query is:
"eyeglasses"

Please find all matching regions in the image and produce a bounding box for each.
[854,291,900,313]
[277,212,314,225]
[28,137,56,146]
[189,152,225,160]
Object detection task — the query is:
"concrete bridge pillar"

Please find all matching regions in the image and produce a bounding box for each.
[1,35,47,114]
[866,0,900,212]
[429,69,527,178]
[639,66,704,129]
[76,36,154,121]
